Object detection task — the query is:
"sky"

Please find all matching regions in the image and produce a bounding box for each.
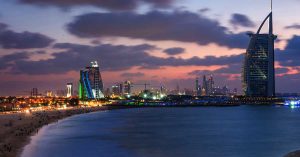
[1,0,300,96]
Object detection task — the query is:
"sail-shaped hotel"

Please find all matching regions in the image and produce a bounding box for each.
[243,6,277,97]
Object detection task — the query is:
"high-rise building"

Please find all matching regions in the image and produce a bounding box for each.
[124,81,131,96]
[119,83,123,95]
[111,84,122,96]
[104,88,110,97]
[243,8,276,97]
[31,88,38,97]
[79,61,104,99]
[66,83,73,98]
[195,78,200,96]
[207,75,214,95]
[202,75,208,96]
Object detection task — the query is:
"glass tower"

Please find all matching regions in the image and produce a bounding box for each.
[79,61,104,99]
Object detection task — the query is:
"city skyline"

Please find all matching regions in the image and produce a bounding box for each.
[1,0,300,96]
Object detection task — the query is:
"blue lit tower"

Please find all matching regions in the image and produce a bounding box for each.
[79,61,104,99]
[243,2,276,97]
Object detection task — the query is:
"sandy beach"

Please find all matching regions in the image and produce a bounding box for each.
[0,105,130,157]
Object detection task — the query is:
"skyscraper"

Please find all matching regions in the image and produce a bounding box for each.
[243,8,276,97]
[79,61,104,99]
[111,84,122,96]
[207,75,214,95]
[202,75,208,96]
[31,88,38,97]
[66,83,73,98]
[195,78,200,96]
[124,80,132,96]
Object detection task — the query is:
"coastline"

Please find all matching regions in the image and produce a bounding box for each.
[1,105,298,157]
[0,105,133,157]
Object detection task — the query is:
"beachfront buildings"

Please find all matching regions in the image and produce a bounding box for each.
[66,83,73,98]
[243,11,276,97]
[79,61,104,99]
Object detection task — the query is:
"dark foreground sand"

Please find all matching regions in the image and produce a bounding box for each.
[284,150,300,157]
[0,105,131,157]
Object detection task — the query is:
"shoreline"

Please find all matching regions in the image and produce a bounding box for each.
[1,104,296,157]
[0,105,135,157]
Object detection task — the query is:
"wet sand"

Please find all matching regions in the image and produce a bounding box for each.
[0,105,130,157]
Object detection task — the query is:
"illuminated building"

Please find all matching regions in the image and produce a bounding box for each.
[112,84,122,96]
[202,75,208,96]
[124,81,131,96]
[243,9,276,97]
[79,61,104,99]
[46,91,53,97]
[66,83,73,98]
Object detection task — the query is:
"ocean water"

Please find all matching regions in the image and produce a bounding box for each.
[21,106,300,157]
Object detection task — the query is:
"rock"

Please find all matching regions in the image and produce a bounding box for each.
[284,150,300,157]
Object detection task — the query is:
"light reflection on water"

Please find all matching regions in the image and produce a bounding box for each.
[21,106,300,157]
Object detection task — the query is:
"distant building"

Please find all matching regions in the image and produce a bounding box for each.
[233,88,238,95]
[46,91,53,97]
[31,88,38,97]
[123,81,132,96]
[66,83,73,98]
[176,84,180,95]
[79,61,104,99]
[160,86,167,95]
[202,75,208,96]
[56,90,65,97]
[119,83,123,95]
[243,11,276,97]
[207,75,214,95]
[104,88,110,97]
[112,84,122,96]
[221,86,229,95]
[195,78,200,96]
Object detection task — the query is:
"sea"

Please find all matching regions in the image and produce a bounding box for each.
[21,106,300,157]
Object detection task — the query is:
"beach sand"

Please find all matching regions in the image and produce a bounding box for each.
[0,105,129,157]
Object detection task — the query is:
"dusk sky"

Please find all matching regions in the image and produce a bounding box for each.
[1,0,300,96]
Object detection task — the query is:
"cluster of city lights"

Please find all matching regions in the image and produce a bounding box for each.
[284,100,300,109]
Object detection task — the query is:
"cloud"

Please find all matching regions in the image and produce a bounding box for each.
[121,72,145,77]
[163,47,185,55]
[198,8,210,13]
[277,35,300,66]
[0,52,30,70]
[230,13,255,28]
[17,0,174,11]
[213,63,242,74]
[187,63,242,76]
[276,67,289,75]
[67,11,249,49]
[285,24,300,29]
[1,42,244,75]
[0,22,54,49]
